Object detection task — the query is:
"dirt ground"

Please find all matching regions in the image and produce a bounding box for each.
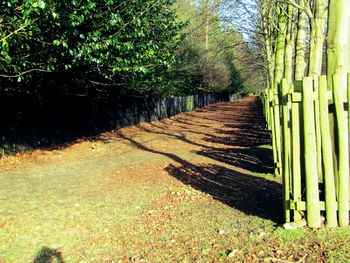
[0,96,349,262]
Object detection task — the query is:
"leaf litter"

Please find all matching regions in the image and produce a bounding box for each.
[0,97,349,262]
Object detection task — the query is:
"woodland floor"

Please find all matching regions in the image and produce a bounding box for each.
[0,96,349,263]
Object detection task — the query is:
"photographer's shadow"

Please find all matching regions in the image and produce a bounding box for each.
[33,247,65,263]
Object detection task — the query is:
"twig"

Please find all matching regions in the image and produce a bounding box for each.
[0,68,49,78]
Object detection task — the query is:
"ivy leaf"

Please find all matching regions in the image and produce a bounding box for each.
[38,0,46,9]
[53,40,61,46]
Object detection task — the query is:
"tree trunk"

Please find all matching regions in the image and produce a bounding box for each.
[308,0,328,77]
[264,27,275,89]
[284,5,295,81]
[274,4,287,86]
[327,0,350,227]
[327,0,350,75]
[294,0,308,80]
[205,0,209,50]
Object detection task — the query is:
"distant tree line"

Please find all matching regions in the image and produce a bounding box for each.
[172,0,264,95]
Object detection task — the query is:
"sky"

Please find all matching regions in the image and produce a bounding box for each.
[219,0,258,41]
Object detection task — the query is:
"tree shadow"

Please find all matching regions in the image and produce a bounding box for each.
[200,101,271,147]
[112,97,281,222]
[165,163,282,223]
[135,123,209,148]
[203,132,271,147]
[33,247,65,263]
[117,132,189,166]
[197,146,274,174]
[173,115,214,128]
[117,131,282,223]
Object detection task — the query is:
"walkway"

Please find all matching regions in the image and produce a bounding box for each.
[0,96,283,262]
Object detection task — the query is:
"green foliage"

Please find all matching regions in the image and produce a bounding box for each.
[0,0,182,94]
[169,0,245,95]
[0,0,252,97]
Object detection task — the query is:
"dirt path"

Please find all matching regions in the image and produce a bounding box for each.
[2,97,345,262]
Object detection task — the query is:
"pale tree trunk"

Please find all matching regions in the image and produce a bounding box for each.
[274,4,287,87]
[284,4,296,81]
[308,0,328,77]
[327,0,350,227]
[205,0,209,50]
[307,0,327,199]
[327,0,350,75]
[259,0,275,89]
[294,0,308,80]
[263,25,275,89]
[284,39,294,81]
[267,40,275,89]
[273,4,287,221]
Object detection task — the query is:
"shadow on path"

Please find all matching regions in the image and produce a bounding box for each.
[117,97,282,223]
[165,163,282,223]
[197,146,274,174]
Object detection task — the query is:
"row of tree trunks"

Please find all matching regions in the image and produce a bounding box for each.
[259,0,350,227]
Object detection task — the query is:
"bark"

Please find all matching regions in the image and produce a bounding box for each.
[284,5,296,81]
[327,0,350,227]
[308,0,328,77]
[264,25,275,89]
[274,4,287,88]
[205,0,209,50]
[327,0,350,76]
[294,0,308,80]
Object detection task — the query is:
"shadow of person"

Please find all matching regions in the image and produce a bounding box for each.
[33,247,65,263]
[165,163,283,223]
